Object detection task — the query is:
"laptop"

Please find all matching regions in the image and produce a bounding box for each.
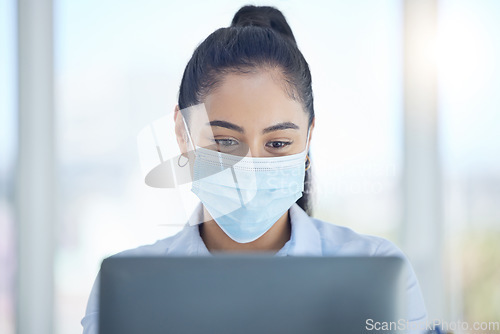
[99,255,406,334]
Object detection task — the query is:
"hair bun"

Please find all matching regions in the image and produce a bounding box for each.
[231,5,296,44]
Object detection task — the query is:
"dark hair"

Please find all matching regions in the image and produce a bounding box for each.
[231,5,296,44]
[178,5,315,215]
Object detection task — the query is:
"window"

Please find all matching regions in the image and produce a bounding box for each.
[0,0,17,333]
[439,0,500,323]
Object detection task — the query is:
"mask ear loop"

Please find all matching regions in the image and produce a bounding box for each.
[177,109,196,168]
[304,127,312,170]
[181,111,195,152]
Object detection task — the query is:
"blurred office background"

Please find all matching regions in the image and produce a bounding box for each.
[1,0,499,333]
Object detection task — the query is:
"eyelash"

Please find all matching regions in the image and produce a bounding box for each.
[214,138,238,147]
[265,141,293,150]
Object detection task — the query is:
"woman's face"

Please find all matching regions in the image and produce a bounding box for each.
[180,69,313,157]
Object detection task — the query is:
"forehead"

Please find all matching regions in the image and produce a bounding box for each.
[202,71,308,128]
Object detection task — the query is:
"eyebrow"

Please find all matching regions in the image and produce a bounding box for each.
[207,120,244,133]
[207,120,300,134]
[262,122,300,134]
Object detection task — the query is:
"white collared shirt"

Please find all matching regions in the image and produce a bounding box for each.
[82,203,428,333]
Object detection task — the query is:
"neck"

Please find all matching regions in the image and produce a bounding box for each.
[199,206,292,253]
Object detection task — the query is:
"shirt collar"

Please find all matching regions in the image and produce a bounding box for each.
[166,203,322,256]
[282,203,322,256]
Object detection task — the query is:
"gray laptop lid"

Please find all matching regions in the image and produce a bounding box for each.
[99,256,406,334]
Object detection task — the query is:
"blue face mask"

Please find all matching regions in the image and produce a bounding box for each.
[191,146,307,243]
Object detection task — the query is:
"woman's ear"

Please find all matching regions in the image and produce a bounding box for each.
[174,105,190,154]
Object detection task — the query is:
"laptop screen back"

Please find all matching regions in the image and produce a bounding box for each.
[99,255,405,334]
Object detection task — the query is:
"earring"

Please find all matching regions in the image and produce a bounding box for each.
[178,154,189,167]
[305,155,311,171]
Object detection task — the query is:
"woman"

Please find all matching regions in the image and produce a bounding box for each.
[82,5,427,333]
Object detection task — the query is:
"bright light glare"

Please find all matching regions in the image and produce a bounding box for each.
[437,11,493,98]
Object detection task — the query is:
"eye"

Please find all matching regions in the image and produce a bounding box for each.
[214,138,239,147]
[213,138,241,153]
[266,141,293,149]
